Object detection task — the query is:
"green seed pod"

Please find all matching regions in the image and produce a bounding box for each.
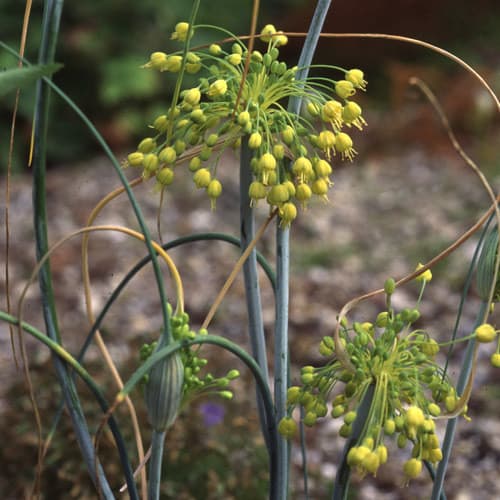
[206,133,219,147]
[397,432,408,449]
[144,350,184,432]
[189,157,201,172]
[190,109,206,124]
[199,145,212,161]
[281,125,295,145]
[303,411,317,427]
[384,278,396,295]
[262,52,272,68]
[174,139,186,155]
[344,411,357,425]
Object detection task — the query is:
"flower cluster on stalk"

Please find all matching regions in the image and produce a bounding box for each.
[278,272,493,483]
[125,22,367,225]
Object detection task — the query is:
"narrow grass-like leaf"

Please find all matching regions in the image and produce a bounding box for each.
[332,385,374,500]
[0,63,62,97]
[0,311,138,498]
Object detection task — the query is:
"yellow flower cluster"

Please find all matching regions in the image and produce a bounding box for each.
[125,22,368,224]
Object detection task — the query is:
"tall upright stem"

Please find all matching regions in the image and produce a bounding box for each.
[240,140,271,449]
[274,2,333,498]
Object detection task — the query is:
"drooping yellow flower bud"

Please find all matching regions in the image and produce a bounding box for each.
[183,87,201,106]
[165,55,183,73]
[405,406,425,428]
[311,178,329,198]
[317,130,336,156]
[345,69,367,90]
[335,132,356,161]
[260,24,277,43]
[403,458,422,480]
[147,52,168,71]
[227,53,242,66]
[207,79,228,98]
[171,22,191,42]
[209,43,222,55]
[475,323,497,343]
[158,147,177,165]
[207,179,222,210]
[335,80,356,99]
[415,263,433,282]
[127,151,144,167]
[248,132,263,149]
[138,137,156,153]
[193,168,211,188]
[275,31,288,47]
[279,202,297,227]
[185,52,201,73]
[248,181,267,206]
[278,417,297,439]
[156,167,174,186]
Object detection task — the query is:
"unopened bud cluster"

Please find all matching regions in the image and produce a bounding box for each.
[140,304,240,429]
[125,23,367,225]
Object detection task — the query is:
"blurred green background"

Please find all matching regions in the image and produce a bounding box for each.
[1,0,499,171]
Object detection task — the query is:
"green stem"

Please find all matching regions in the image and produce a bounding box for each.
[166,0,201,143]
[274,224,290,498]
[148,430,166,500]
[431,301,489,499]
[240,140,272,450]
[273,2,332,498]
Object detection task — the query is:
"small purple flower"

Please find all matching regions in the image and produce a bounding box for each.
[199,402,225,427]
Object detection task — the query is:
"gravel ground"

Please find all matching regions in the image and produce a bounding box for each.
[1,118,500,498]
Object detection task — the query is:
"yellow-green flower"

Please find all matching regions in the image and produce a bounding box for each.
[415,263,433,282]
[171,22,191,42]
